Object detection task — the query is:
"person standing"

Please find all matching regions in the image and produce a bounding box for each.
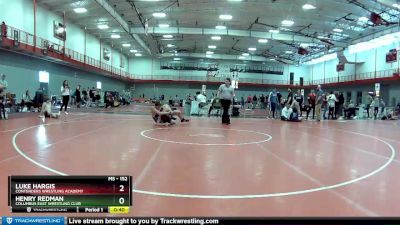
[241,96,245,109]
[327,91,337,120]
[287,88,293,106]
[75,85,82,108]
[366,93,373,119]
[218,78,234,125]
[337,92,345,119]
[294,90,303,116]
[60,80,70,114]
[269,88,279,119]
[307,90,316,120]
[315,85,324,122]
[0,74,8,120]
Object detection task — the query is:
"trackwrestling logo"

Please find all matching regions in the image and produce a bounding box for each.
[6,218,12,225]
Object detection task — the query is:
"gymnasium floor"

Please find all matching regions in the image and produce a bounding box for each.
[0,105,399,216]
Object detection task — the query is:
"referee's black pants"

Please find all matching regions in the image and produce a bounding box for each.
[220,99,231,124]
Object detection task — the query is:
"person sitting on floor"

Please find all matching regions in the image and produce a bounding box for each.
[151,100,189,125]
[281,103,301,122]
[39,98,59,119]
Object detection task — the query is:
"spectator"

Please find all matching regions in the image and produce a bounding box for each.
[268,88,279,119]
[1,21,6,38]
[380,98,386,115]
[75,85,81,108]
[252,95,257,109]
[294,89,303,116]
[315,85,324,121]
[327,91,337,120]
[373,97,380,120]
[21,90,33,111]
[307,89,316,120]
[241,96,245,109]
[287,88,293,105]
[60,80,70,114]
[260,94,266,109]
[366,93,373,119]
[337,92,345,119]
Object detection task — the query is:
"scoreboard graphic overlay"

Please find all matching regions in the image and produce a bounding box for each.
[8,176,132,213]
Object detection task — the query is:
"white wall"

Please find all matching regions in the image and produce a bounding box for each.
[0,0,128,70]
[129,58,311,83]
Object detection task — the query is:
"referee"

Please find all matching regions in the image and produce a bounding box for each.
[218,77,235,125]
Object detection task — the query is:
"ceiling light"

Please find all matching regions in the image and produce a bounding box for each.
[211,36,221,40]
[167,44,175,47]
[242,53,249,56]
[152,12,166,18]
[269,58,276,61]
[258,39,268,43]
[208,45,217,49]
[269,29,280,34]
[73,8,87,13]
[281,20,294,26]
[159,24,170,28]
[393,3,400,9]
[206,54,212,57]
[163,34,173,38]
[97,24,109,29]
[317,35,327,39]
[333,28,343,33]
[130,49,138,53]
[216,25,226,30]
[219,14,233,20]
[122,43,131,47]
[135,53,142,57]
[302,4,316,10]
[358,17,369,22]
[206,51,214,54]
[238,56,246,59]
[285,51,293,54]
[174,58,181,61]
[248,47,256,51]
[300,43,310,48]
[111,34,120,39]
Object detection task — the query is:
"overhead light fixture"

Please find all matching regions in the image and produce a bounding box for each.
[153,12,166,18]
[285,50,293,54]
[317,35,327,39]
[269,29,280,34]
[281,20,294,26]
[206,54,212,57]
[163,34,173,38]
[111,34,120,39]
[159,23,170,28]
[135,53,142,57]
[258,39,268,43]
[208,45,217,49]
[174,58,181,61]
[242,53,249,56]
[73,7,87,13]
[269,58,276,61]
[206,51,214,54]
[238,56,246,59]
[130,49,138,53]
[302,4,316,10]
[333,28,343,33]
[97,24,109,29]
[219,14,233,20]
[358,17,369,22]
[248,47,256,51]
[167,44,175,47]
[122,43,131,47]
[211,36,221,40]
[216,25,226,30]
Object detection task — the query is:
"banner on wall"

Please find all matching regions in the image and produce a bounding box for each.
[375,83,380,97]
[103,48,110,61]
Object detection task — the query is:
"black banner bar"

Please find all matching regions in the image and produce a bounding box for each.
[66,218,400,225]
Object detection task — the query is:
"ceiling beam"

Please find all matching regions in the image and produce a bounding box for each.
[131,26,347,47]
[94,0,152,55]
